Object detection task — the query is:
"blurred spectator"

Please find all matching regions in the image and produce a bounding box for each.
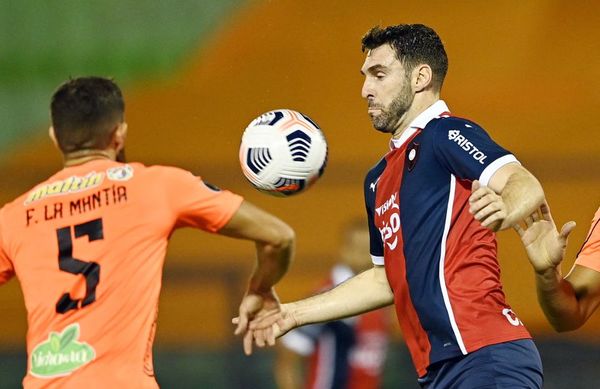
[274,220,389,389]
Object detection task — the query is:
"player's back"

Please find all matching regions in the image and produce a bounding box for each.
[0,159,242,388]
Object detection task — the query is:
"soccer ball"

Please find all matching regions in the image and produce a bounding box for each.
[239,109,328,197]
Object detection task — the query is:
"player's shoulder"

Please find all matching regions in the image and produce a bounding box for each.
[135,163,198,182]
[587,206,600,239]
[426,114,486,134]
[593,206,600,222]
[364,157,387,184]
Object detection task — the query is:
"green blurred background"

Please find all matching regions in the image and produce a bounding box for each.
[1,1,599,388]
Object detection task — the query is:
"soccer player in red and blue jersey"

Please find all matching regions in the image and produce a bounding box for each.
[240,24,546,388]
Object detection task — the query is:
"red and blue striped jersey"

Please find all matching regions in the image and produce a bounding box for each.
[364,100,530,377]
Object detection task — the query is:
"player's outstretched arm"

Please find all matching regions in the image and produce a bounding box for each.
[218,201,295,340]
[470,163,544,231]
[237,266,394,355]
[514,202,600,331]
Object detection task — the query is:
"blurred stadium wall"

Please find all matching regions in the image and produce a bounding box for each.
[0,1,598,388]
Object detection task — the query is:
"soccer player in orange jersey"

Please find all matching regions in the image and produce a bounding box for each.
[515,203,600,331]
[0,76,295,388]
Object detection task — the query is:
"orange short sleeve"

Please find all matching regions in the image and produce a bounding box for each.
[166,168,244,233]
[574,207,600,272]
[0,211,14,285]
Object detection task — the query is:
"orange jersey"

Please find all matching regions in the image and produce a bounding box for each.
[574,206,600,272]
[0,159,243,388]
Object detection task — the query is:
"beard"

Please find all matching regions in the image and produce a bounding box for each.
[369,82,414,134]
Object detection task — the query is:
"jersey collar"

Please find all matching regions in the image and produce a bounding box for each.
[390,100,450,149]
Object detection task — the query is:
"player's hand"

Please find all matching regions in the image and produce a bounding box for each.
[513,202,576,274]
[249,303,298,351]
[469,180,507,231]
[233,289,280,355]
[232,302,298,355]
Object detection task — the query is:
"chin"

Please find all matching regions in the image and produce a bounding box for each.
[373,123,394,134]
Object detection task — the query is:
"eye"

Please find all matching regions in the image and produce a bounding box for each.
[376,72,386,80]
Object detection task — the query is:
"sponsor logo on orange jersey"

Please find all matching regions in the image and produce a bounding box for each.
[24,172,105,205]
[30,323,96,378]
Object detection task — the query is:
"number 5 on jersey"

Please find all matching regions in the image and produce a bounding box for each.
[55,218,103,314]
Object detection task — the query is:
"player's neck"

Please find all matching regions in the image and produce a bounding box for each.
[63,149,115,167]
[392,93,439,139]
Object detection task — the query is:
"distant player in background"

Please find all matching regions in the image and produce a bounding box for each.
[274,220,389,389]
[0,76,295,388]
[515,203,600,331]
[239,24,547,389]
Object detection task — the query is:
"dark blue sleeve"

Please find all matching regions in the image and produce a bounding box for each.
[432,118,517,184]
[364,164,384,264]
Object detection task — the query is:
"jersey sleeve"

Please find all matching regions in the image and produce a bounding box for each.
[0,211,15,285]
[574,207,600,272]
[364,170,384,265]
[166,168,244,233]
[433,118,519,185]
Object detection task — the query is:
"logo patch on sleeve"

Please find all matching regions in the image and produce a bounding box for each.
[448,129,487,165]
[30,324,96,378]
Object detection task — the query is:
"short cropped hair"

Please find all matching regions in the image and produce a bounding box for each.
[50,77,124,153]
[361,24,448,90]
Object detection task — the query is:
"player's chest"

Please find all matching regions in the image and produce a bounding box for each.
[371,141,446,234]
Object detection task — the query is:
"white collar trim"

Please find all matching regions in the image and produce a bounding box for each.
[390,100,450,149]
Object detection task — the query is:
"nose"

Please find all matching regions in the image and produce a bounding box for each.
[361,78,373,100]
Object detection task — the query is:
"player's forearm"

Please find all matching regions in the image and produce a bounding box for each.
[535,267,585,331]
[248,236,295,294]
[500,169,544,229]
[287,266,394,326]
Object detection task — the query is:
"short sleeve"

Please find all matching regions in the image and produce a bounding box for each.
[166,168,244,233]
[0,212,15,285]
[574,207,600,272]
[433,119,519,185]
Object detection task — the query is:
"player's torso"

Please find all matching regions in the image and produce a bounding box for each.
[1,160,171,386]
[365,120,530,375]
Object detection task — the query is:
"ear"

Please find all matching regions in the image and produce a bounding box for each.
[412,64,433,93]
[48,126,59,149]
[112,122,128,152]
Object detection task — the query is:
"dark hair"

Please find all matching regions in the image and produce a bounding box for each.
[50,77,125,153]
[361,24,448,90]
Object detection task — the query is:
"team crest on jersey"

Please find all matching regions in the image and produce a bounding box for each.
[106,164,133,181]
[30,323,96,378]
[406,142,420,172]
[24,172,104,205]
